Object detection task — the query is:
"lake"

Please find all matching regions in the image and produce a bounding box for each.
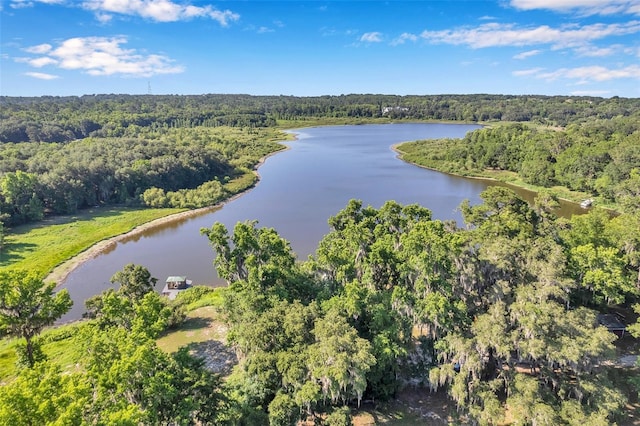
[57,123,583,322]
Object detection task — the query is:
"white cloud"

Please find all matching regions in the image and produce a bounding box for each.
[360,32,383,43]
[25,71,60,80]
[390,32,418,46]
[570,89,612,95]
[510,0,640,16]
[513,49,542,59]
[574,44,621,56]
[545,64,640,81]
[81,0,240,25]
[10,0,64,8]
[515,64,640,81]
[10,0,34,8]
[257,26,274,34]
[24,43,52,54]
[95,12,113,23]
[420,21,640,50]
[26,56,59,67]
[513,67,546,76]
[21,36,184,77]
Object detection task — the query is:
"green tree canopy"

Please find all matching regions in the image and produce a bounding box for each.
[0,270,72,367]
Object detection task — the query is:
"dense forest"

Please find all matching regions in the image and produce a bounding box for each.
[2,94,639,144]
[2,192,640,424]
[0,126,285,228]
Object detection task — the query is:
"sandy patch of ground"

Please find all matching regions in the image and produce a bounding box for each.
[189,340,238,375]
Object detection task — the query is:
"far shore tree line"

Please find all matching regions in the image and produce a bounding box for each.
[2,190,640,424]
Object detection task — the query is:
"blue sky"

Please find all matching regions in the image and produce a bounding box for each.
[1,0,639,97]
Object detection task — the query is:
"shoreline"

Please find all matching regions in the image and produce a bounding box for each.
[390,143,610,211]
[46,136,296,288]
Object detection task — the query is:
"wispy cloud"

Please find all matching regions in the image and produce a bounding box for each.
[25,71,59,80]
[513,49,542,59]
[570,89,612,96]
[19,56,58,67]
[95,12,113,23]
[82,0,239,25]
[257,26,274,34]
[10,0,240,24]
[510,0,640,16]
[574,44,620,56]
[320,27,358,38]
[513,67,547,76]
[19,36,185,77]
[10,0,65,9]
[420,21,640,50]
[360,32,383,43]
[390,32,418,46]
[24,43,53,54]
[515,64,640,82]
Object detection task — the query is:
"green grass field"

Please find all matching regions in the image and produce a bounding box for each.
[156,306,227,353]
[0,206,184,278]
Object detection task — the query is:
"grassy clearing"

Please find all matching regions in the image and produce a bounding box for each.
[276,117,467,130]
[223,171,259,195]
[156,305,226,354]
[0,206,183,278]
[0,321,86,383]
[0,338,18,382]
[461,169,595,204]
[458,169,620,211]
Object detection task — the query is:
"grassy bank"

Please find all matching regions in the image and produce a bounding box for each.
[0,207,184,278]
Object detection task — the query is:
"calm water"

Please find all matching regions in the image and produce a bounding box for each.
[57,123,583,322]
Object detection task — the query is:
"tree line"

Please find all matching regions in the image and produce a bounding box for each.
[0,127,284,227]
[2,94,639,144]
[1,93,638,232]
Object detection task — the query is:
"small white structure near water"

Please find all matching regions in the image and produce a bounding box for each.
[161,276,192,300]
[580,198,593,208]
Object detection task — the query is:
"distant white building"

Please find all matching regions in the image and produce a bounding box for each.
[382,106,409,115]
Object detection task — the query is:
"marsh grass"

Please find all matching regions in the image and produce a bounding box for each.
[0,207,183,277]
